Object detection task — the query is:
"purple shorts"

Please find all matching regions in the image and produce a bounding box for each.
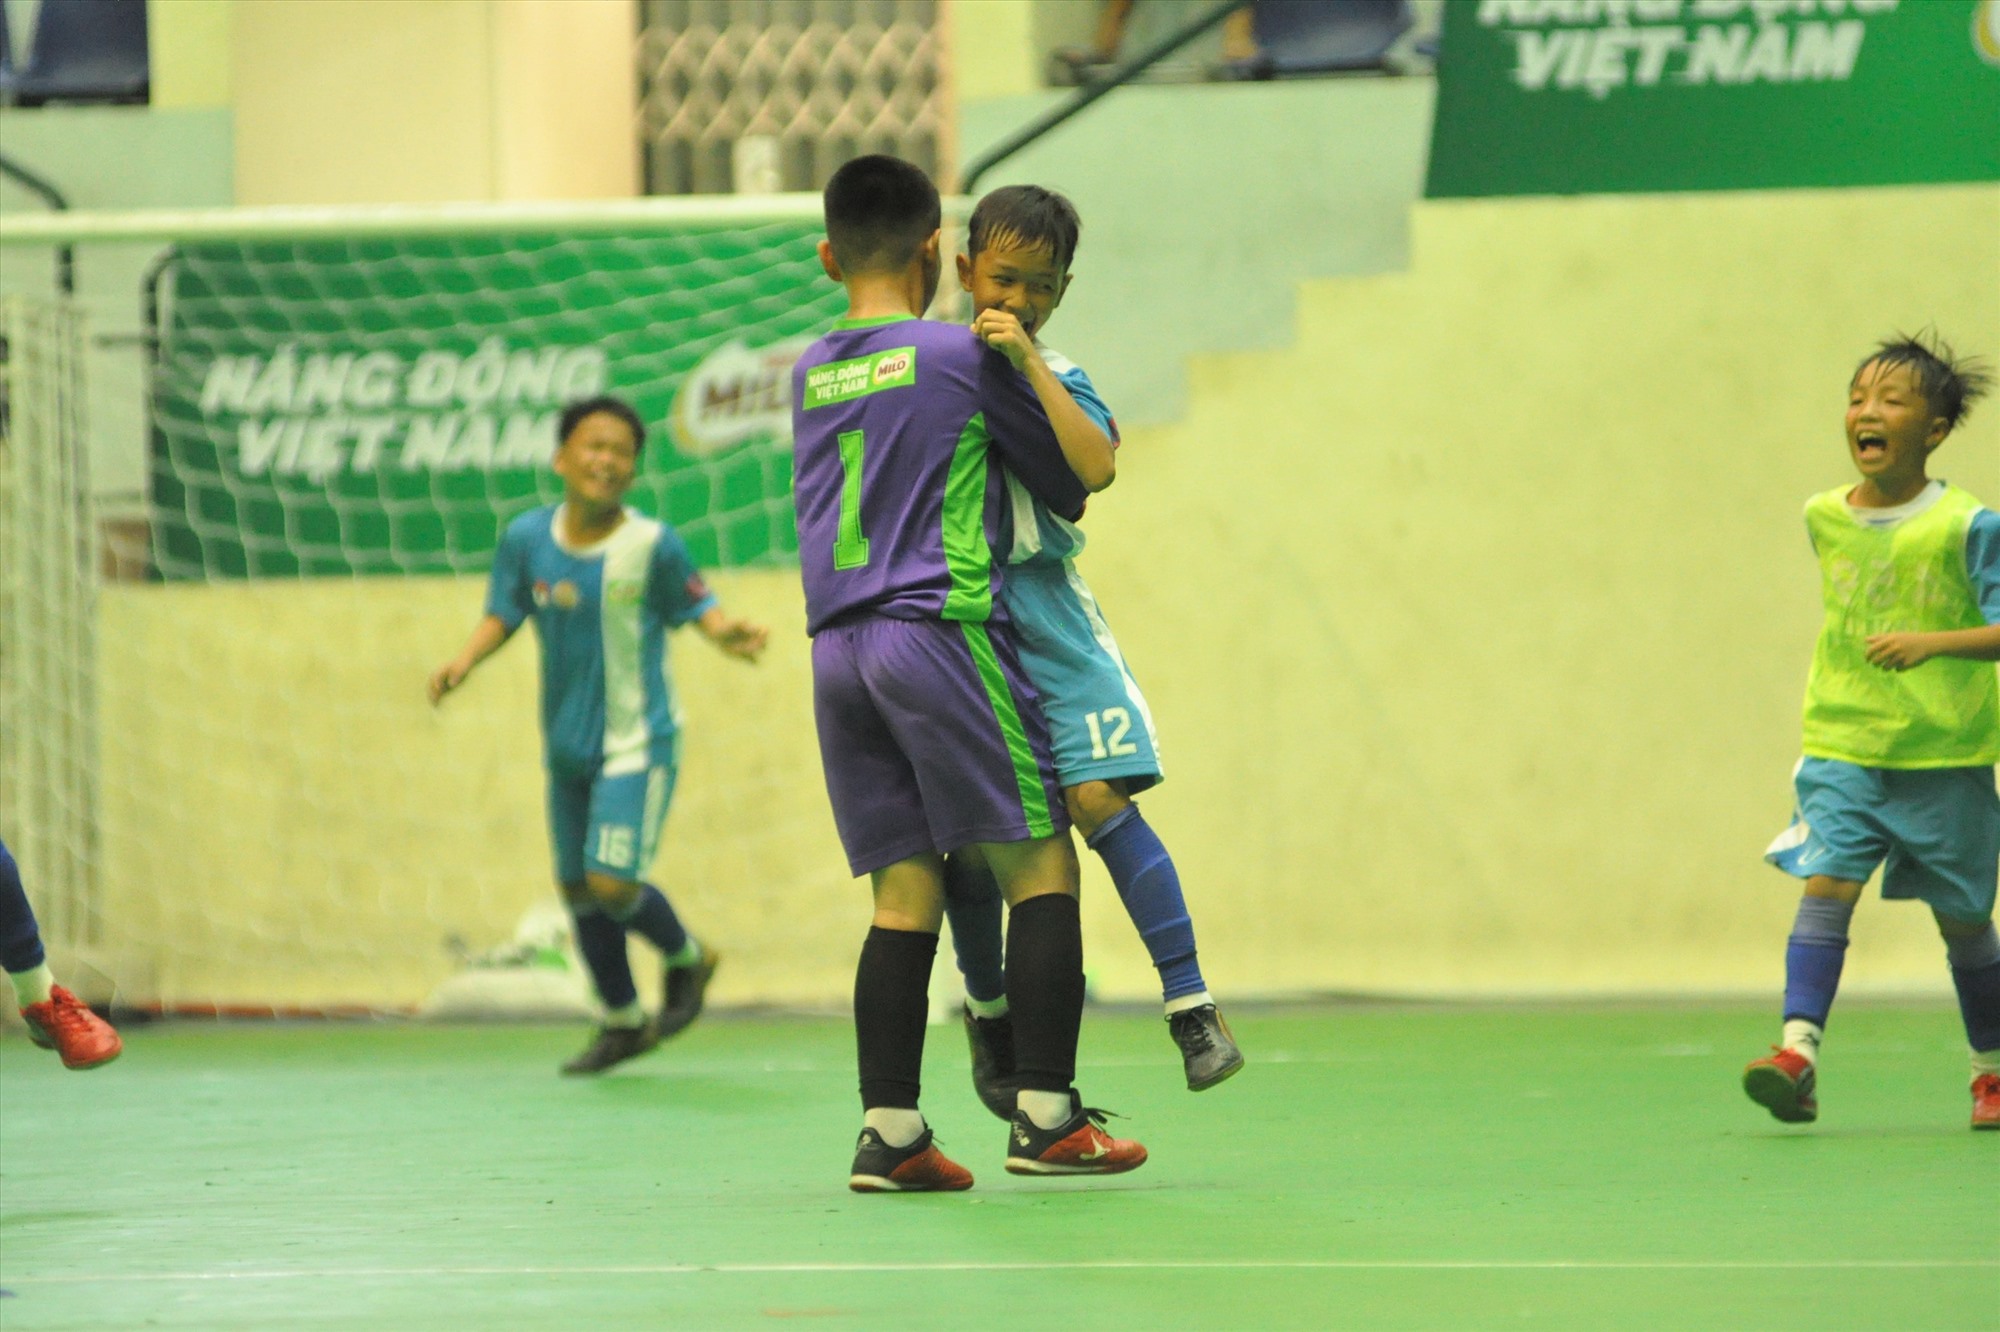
[812,616,1067,876]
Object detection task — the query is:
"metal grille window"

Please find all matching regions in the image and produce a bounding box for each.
[639,0,946,196]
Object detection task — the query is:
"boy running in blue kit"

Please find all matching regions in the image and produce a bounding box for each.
[942,186,1243,1111]
[429,397,768,1075]
[1747,334,2000,1130]
[792,155,1146,1191]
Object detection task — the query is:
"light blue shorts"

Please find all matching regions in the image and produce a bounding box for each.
[547,741,680,885]
[1764,757,1999,921]
[1002,559,1162,794]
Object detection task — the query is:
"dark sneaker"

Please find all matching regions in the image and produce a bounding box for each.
[657,946,718,1042]
[1005,1095,1148,1176]
[848,1127,974,1193]
[19,985,122,1070]
[963,1004,1017,1121]
[560,1023,658,1075]
[1168,1004,1244,1091]
[1743,1046,1818,1123]
[1972,1073,2000,1131]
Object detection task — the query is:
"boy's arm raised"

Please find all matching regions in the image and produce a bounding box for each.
[974,308,1114,492]
[971,338,1089,521]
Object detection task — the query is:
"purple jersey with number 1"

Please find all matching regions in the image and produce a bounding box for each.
[792,316,1087,633]
[791,314,1085,873]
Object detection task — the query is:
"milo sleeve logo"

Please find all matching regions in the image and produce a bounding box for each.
[802,347,918,409]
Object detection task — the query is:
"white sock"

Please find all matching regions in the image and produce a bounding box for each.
[1972,1048,2000,1079]
[1017,1088,1073,1130]
[8,964,54,1008]
[1164,991,1213,1017]
[862,1107,925,1147]
[1781,1019,1824,1064]
[604,1001,647,1029]
[965,994,1008,1020]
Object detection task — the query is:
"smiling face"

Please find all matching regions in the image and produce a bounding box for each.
[1845,358,1948,501]
[956,233,1071,341]
[553,409,639,515]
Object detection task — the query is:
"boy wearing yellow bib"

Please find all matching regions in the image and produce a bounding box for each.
[1749,334,2000,1131]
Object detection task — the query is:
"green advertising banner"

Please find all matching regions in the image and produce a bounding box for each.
[1427,0,2000,197]
[150,226,845,579]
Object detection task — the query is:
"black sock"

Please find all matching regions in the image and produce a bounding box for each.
[1005,894,1084,1095]
[942,854,1007,1003]
[854,926,937,1110]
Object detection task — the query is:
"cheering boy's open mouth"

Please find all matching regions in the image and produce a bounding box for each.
[1854,431,1887,459]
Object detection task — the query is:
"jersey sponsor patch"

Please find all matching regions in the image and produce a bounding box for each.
[801,347,918,409]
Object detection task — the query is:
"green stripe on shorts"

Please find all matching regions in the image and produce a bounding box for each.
[958,621,1055,839]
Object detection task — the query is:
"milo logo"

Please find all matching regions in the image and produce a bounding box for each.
[802,346,919,409]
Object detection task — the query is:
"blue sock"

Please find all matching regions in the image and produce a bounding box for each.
[568,903,637,1010]
[1944,923,2000,1053]
[610,883,690,958]
[942,854,1006,1003]
[1782,895,1853,1027]
[0,841,48,976]
[1086,805,1204,1003]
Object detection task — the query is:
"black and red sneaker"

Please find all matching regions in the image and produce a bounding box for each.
[1742,1046,1818,1124]
[1005,1095,1147,1176]
[848,1126,974,1193]
[1971,1073,2000,1131]
[20,985,122,1071]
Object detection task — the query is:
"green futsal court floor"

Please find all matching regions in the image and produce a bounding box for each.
[0,1002,1990,1330]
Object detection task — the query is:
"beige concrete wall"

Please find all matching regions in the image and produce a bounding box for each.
[91,182,2000,1008]
[150,0,234,108]
[1069,183,2000,1002]
[948,0,1036,101]
[231,0,636,205]
[97,567,849,1009]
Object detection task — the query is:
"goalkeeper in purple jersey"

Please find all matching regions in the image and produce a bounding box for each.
[793,155,1145,1191]
[943,185,1244,1108]
[429,397,768,1076]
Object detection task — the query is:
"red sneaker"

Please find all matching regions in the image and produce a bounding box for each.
[1972,1073,2000,1132]
[1005,1096,1148,1176]
[1742,1046,1816,1123]
[20,985,122,1070]
[848,1127,974,1193]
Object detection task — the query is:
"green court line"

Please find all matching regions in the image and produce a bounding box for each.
[2,1003,1992,1331]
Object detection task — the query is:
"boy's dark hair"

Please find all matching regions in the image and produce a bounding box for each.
[823,155,941,275]
[557,395,645,455]
[1855,331,1995,433]
[967,184,1081,273]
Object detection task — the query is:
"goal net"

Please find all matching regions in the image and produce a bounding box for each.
[0,196,961,1017]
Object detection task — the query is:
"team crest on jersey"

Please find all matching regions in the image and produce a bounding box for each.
[532,579,551,607]
[551,580,580,610]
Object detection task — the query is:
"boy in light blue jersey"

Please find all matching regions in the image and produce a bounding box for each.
[1745,334,2000,1131]
[948,185,1244,1103]
[430,396,768,1075]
